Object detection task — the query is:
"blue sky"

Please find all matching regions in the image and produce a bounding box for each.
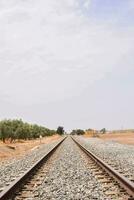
[80,0,134,26]
[0,0,134,131]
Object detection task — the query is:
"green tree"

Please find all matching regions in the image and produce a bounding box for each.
[56,126,64,135]
[0,119,57,142]
[0,120,13,142]
[71,129,85,135]
[100,128,106,134]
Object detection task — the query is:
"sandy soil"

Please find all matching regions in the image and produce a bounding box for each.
[99,132,134,145]
[0,135,61,161]
[84,132,134,145]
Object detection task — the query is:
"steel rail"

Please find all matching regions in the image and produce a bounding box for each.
[72,136,134,199]
[0,137,66,200]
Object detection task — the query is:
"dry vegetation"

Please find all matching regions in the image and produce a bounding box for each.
[84,132,134,145]
[99,132,134,145]
[0,135,61,161]
[84,130,99,137]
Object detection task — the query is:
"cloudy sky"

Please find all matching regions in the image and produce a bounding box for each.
[0,0,134,131]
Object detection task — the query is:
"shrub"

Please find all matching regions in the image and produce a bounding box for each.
[71,129,85,135]
[0,119,56,143]
[56,126,64,135]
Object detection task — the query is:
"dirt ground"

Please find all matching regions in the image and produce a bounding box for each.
[0,135,61,161]
[99,132,134,145]
[84,132,134,145]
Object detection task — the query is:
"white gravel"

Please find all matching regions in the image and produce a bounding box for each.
[75,136,134,182]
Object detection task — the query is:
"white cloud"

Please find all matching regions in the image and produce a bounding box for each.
[0,0,133,105]
[83,0,91,9]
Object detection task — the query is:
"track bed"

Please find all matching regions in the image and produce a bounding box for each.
[0,137,133,200]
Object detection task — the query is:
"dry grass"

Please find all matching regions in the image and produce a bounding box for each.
[84,132,134,145]
[99,132,134,145]
[84,131,100,138]
[0,135,61,161]
[100,133,134,145]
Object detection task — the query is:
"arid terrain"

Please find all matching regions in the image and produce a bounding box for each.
[0,132,133,162]
[0,135,61,161]
[85,132,134,145]
[100,132,134,145]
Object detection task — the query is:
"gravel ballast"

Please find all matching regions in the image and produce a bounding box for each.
[76,136,134,182]
[0,138,63,192]
[35,137,109,200]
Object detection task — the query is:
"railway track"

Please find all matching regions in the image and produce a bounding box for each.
[76,137,134,183]
[0,137,66,200]
[0,136,134,200]
[72,137,134,200]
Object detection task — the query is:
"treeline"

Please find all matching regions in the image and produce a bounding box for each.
[71,129,85,135]
[0,119,56,143]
